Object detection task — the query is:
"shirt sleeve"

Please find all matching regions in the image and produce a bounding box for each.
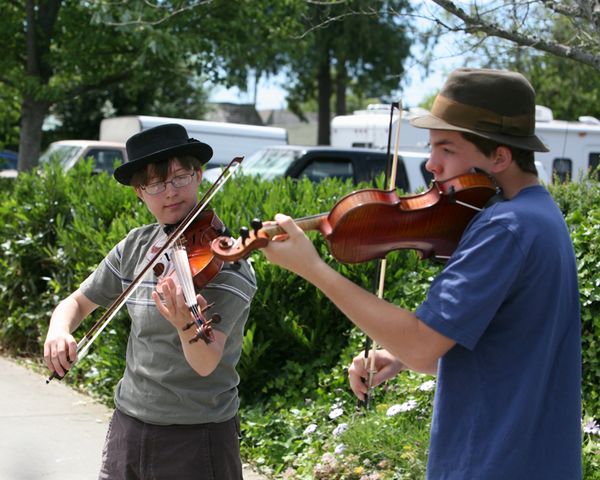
[79,239,125,308]
[416,216,525,350]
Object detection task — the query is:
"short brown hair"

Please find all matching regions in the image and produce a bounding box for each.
[130,155,202,187]
[461,132,537,176]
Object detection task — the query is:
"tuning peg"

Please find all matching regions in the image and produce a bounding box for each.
[201,302,215,314]
[190,325,214,345]
[250,218,263,235]
[210,313,222,324]
[239,226,250,245]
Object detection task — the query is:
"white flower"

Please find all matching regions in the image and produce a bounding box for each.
[386,399,418,416]
[332,422,348,437]
[583,419,599,435]
[386,404,402,416]
[418,380,436,392]
[334,443,346,454]
[329,407,344,419]
[303,423,317,435]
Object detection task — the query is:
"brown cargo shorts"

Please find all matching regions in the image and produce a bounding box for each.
[98,408,242,480]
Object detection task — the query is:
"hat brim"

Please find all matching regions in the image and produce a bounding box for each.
[410,113,549,153]
[114,141,213,185]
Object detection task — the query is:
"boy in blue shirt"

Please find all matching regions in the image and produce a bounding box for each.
[262,69,581,479]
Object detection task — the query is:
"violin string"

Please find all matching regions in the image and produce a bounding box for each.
[171,240,204,326]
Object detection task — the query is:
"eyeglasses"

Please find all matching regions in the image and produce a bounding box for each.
[140,171,196,195]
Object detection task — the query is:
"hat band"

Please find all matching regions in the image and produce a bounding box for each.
[431,95,535,137]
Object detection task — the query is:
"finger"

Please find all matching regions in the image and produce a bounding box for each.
[273,214,304,238]
[350,356,369,379]
[152,290,169,316]
[348,370,367,401]
[43,342,54,372]
[371,370,388,388]
[174,285,187,310]
[49,344,66,377]
[270,233,289,243]
[67,338,78,364]
[56,342,74,371]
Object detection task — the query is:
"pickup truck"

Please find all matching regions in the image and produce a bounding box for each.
[39,140,127,175]
[203,145,432,193]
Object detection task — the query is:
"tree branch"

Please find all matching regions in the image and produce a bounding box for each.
[430,0,600,71]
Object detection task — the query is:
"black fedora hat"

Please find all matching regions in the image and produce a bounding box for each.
[114,123,213,185]
[410,68,548,152]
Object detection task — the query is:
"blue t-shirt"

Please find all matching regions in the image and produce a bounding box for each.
[416,185,581,479]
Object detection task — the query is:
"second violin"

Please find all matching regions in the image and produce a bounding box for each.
[211,171,499,264]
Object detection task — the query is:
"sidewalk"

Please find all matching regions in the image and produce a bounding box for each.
[0,355,267,480]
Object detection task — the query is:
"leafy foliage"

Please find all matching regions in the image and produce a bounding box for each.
[0,167,598,476]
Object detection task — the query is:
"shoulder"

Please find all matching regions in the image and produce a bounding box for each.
[206,260,257,303]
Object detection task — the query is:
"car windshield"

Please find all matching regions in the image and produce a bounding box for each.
[242,148,302,180]
[39,144,83,169]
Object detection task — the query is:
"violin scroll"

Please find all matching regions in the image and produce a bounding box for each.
[212,218,276,262]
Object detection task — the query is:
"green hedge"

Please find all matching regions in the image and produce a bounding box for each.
[0,163,598,418]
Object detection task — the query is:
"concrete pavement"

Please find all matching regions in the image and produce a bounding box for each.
[0,355,267,480]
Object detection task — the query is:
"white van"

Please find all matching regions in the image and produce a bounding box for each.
[331,104,600,183]
[100,115,288,168]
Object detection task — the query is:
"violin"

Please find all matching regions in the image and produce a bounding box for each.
[158,209,227,344]
[210,171,499,264]
[162,210,226,289]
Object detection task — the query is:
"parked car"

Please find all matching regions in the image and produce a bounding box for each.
[0,150,18,178]
[203,145,432,193]
[38,140,127,175]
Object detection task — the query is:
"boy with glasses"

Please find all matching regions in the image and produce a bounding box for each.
[44,124,256,479]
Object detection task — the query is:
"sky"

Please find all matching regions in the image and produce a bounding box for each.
[208,57,458,112]
[208,3,465,112]
[208,64,452,111]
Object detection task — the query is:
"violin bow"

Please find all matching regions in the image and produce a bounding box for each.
[362,102,402,407]
[46,157,243,383]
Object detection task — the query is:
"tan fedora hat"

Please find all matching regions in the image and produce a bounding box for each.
[410,68,549,152]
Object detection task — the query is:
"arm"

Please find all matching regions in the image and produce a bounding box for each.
[262,214,455,373]
[153,277,225,377]
[44,288,99,377]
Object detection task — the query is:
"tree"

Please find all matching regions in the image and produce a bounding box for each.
[415,1,600,121]
[284,0,412,145]
[425,0,600,71]
[1,1,204,170]
[2,1,304,172]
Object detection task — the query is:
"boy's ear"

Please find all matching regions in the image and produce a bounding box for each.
[490,146,512,173]
[134,185,143,200]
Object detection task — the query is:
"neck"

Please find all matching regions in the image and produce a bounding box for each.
[496,172,540,199]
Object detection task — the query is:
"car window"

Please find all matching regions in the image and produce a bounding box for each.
[0,151,17,170]
[39,144,83,169]
[357,154,411,191]
[242,148,302,180]
[589,152,600,181]
[420,160,433,186]
[85,149,125,174]
[552,157,572,183]
[299,159,354,182]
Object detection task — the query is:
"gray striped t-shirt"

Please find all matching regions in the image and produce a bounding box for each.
[80,223,256,425]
